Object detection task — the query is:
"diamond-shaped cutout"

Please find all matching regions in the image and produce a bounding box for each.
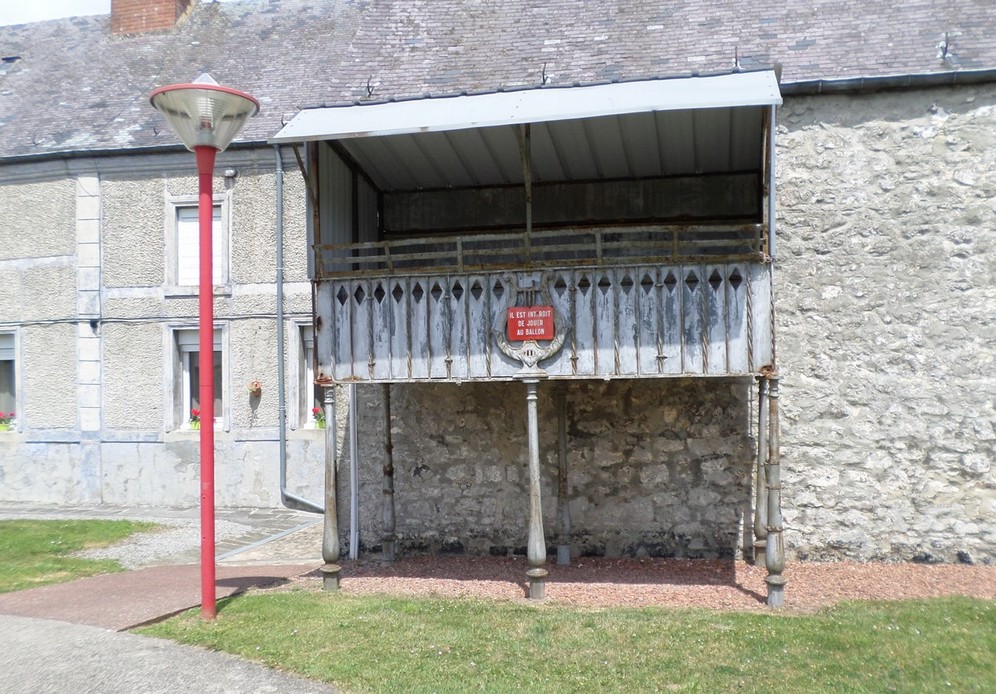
[430,283,443,301]
[597,276,611,295]
[470,281,483,301]
[640,274,654,294]
[578,276,591,296]
[708,269,723,292]
[412,282,424,303]
[685,271,699,290]
[374,283,386,303]
[554,277,568,297]
[492,281,504,299]
[620,275,634,295]
[392,284,404,303]
[729,269,743,291]
[336,286,349,306]
[353,285,366,304]
[452,282,464,301]
[663,272,678,293]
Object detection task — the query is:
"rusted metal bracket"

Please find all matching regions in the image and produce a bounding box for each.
[291,143,320,213]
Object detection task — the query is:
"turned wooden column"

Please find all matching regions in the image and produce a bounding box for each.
[753,376,769,566]
[524,378,548,598]
[764,375,786,607]
[321,385,341,591]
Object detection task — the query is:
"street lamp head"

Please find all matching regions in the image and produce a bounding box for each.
[150,73,260,152]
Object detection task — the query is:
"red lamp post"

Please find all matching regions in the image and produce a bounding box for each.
[150,74,259,620]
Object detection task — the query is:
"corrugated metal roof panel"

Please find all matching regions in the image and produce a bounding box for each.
[271,71,781,143]
[292,72,780,191]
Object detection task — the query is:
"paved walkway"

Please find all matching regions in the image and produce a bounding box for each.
[0,504,334,692]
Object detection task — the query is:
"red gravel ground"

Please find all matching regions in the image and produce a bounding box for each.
[284,556,996,611]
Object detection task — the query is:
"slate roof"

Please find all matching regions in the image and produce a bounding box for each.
[1,0,994,160]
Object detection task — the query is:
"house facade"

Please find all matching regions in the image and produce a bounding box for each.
[0,0,993,576]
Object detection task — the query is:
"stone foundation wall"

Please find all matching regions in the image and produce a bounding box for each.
[338,379,754,560]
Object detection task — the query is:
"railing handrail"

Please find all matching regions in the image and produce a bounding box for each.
[315,223,767,278]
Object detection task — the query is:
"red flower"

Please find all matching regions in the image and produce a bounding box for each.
[312,407,320,415]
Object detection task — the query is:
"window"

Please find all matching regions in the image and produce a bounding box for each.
[300,325,324,427]
[0,333,15,426]
[176,205,224,286]
[166,194,230,291]
[176,329,223,428]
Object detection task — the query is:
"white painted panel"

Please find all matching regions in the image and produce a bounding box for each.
[636,268,661,375]
[427,279,449,378]
[750,263,774,369]
[389,279,410,379]
[331,282,353,380]
[661,268,682,374]
[541,272,574,376]
[594,271,618,376]
[726,264,749,373]
[616,269,640,375]
[489,275,522,379]
[704,264,727,375]
[350,280,372,380]
[370,279,393,381]
[449,277,470,381]
[682,267,704,374]
[409,278,430,379]
[466,275,491,378]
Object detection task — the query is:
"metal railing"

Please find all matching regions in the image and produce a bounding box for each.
[315,223,767,278]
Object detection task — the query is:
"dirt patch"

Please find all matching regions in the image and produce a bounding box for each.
[264,555,996,611]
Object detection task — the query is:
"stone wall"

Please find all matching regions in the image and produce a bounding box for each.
[775,84,995,563]
[337,379,754,560]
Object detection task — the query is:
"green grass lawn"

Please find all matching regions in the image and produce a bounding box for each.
[0,518,156,593]
[142,592,995,693]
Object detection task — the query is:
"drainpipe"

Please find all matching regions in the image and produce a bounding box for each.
[768,104,777,259]
[275,144,323,514]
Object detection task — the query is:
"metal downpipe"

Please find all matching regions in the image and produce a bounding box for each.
[275,144,323,514]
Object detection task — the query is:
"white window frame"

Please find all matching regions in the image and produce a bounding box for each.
[0,332,18,430]
[291,323,324,430]
[165,192,232,294]
[167,326,228,431]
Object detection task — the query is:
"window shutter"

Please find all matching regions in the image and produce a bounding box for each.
[176,206,223,286]
[0,334,14,361]
[176,329,221,352]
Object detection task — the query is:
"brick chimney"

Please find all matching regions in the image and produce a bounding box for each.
[111,0,194,35]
